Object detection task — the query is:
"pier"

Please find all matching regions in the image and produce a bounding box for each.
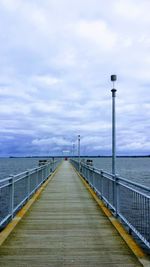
[0,160,149,266]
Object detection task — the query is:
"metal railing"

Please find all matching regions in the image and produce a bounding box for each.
[70,159,150,250]
[0,159,61,229]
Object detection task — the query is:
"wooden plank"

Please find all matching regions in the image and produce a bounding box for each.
[0,161,143,266]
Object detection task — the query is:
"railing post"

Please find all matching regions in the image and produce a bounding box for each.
[42,167,45,182]
[100,170,103,199]
[45,166,47,179]
[50,162,53,174]
[114,175,119,216]
[36,168,39,189]
[91,169,94,188]
[39,167,41,183]
[26,170,30,200]
[87,169,89,183]
[83,165,85,178]
[43,167,46,181]
[9,175,14,219]
[80,162,82,174]
[52,161,54,172]
[47,164,49,178]
[49,163,51,175]
[42,166,45,182]
[93,167,95,189]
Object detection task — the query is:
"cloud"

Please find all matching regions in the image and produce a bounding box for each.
[75,20,117,50]
[32,75,62,87]
[114,0,150,22]
[0,0,20,11]
[0,0,149,156]
[32,137,71,147]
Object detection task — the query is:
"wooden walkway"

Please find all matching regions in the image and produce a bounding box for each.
[0,161,143,266]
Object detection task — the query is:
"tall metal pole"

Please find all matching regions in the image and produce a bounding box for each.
[72,143,75,158]
[111,75,117,175]
[78,135,80,171]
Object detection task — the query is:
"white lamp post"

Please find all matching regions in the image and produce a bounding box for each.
[78,135,80,171]
[111,75,117,176]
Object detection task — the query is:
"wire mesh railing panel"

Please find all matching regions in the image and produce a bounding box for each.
[29,171,38,194]
[93,171,101,195]
[0,159,62,229]
[102,175,114,208]
[119,182,150,246]
[14,176,28,211]
[0,183,11,224]
[37,169,43,185]
[70,159,150,249]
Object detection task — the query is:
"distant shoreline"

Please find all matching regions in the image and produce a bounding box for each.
[5,155,150,158]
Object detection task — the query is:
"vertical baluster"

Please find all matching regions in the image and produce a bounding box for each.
[116,175,119,217]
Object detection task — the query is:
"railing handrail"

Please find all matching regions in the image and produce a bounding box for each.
[0,160,56,185]
[73,159,150,193]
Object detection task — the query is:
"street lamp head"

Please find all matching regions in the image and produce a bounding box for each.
[111,74,117,96]
[111,75,117,82]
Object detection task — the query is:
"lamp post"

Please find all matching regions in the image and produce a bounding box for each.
[111,75,117,176]
[78,135,80,171]
[72,143,75,158]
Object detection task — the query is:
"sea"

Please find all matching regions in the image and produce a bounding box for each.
[0,157,150,188]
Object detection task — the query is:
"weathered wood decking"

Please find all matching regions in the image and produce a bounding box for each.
[0,161,143,266]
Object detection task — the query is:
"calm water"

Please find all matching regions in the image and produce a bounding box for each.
[0,158,49,180]
[0,157,150,187]
[92,157,150,187]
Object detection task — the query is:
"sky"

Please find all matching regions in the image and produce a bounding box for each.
[0,0,150,157]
